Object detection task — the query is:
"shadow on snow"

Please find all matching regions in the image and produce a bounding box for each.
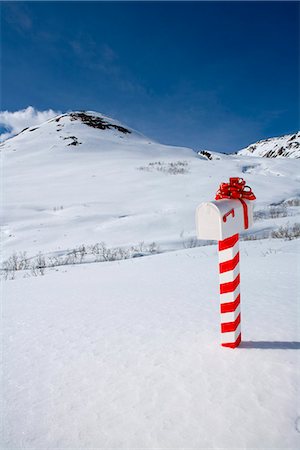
[240,341,300,350]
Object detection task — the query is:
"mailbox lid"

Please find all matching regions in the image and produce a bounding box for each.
[196,199,254,241]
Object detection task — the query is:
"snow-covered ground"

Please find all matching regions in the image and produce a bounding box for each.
[1,112,300,447]
[2,239,300,448]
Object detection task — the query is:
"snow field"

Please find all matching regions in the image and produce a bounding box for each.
[2,239,300,448]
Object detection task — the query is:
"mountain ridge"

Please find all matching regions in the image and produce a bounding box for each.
[236,131,300,159]
[1,110,299,158]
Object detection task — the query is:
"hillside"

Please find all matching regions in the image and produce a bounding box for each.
[2,111,300,260]
[237,131,300,158]
[2,110,300,448]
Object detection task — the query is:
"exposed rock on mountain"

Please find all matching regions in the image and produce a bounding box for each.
[237,132,300,158]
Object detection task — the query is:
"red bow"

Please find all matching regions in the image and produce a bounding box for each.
[215,177,256,201]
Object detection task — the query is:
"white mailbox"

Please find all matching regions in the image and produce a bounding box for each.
[195,198,254,241]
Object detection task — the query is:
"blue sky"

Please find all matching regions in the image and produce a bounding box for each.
[1,1,299,152]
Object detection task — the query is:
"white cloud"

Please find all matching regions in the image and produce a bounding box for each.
[0,106,60,141]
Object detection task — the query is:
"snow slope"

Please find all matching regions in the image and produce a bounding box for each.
[2,239,300,448]
[237,131,300,158]
[1,111,300,259]
[1,111,300,448]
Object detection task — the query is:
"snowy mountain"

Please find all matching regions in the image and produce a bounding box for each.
[237,131,300,158]
[1,110,300,258]
[2,111,300,448]
[2,110,155,150]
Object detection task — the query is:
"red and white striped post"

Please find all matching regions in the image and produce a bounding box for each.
[195,178,256,348]
[219,233,241,348]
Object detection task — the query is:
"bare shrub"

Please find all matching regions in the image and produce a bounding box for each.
[2,252,30,280]
[271,223,300,240]
[182,236,214,249]
[78,244,87,262]
[70,248,80,262]
[137,160,189,175]
[242,234,259,241]
[30,252,46,276]
[253,210,268,221]
[48,256,62,267]
[283,197,300,207]
[241,230,271,241]
[254,205,288,221]
[90,243,100,256]
[168,161,188,174]
[1,241,162,280]
[183,237,199,249]
[269,205,288,218]
[149,242,159,253]
[2,261,15,280]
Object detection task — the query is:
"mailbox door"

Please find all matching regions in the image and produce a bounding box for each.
[196,202,221,240]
